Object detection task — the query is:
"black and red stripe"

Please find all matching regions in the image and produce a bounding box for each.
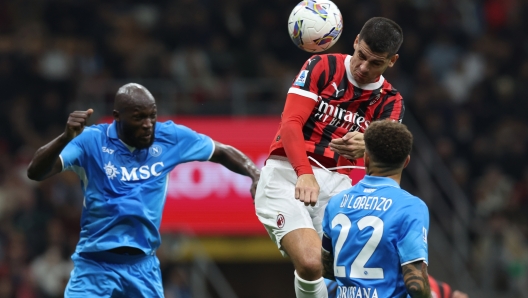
[270,53,405,169]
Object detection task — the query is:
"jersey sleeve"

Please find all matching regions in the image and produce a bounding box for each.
[174,124,215,163]
[378,93,405,122]
[60,128,94,171]
[397,199,429,266]
[288,55,327,102]
[280,93,318,176]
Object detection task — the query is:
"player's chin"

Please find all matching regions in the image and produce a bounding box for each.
[353,72,371,84]
[136,136,154,149]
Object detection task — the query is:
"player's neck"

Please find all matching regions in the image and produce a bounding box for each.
[115,127,137,151]
[119,139,136,152]
[366,171,402,185]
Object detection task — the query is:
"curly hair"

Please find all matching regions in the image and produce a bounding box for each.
[359,17,403,57]
[364,120,413,169]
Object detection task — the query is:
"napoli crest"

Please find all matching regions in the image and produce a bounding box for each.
[149,145,162,157]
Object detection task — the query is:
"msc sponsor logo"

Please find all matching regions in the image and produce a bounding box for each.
[104,161,119,179]
[103,161,165,181]
[120,162,164,181]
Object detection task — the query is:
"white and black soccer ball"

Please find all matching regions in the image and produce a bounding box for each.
[287,0,343,53]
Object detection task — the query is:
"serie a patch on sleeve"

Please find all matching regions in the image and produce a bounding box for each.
[294,70,309,87]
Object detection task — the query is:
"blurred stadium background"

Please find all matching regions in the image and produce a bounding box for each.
[1,0,527,297]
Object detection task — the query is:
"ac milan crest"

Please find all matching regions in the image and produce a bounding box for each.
[277,214,285,228]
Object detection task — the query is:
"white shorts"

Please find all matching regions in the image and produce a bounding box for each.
[255,158,352,256]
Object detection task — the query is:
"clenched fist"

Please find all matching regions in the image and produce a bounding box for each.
[65,109,94,140]
[295,174,320,206]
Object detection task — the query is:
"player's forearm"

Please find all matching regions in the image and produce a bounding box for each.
[280,93,316,177]
[321,249,335,280]
[210,143,260,181]
[27,133,70,181]
[407,289,432,298]
[281,120,313,176]
[403,262,432,298]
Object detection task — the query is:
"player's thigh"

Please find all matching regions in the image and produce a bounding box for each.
[281,228,322,272]
[310,171,352,237]
[124,256,164,298]
[255,163,314,254]
[65,254,124,298]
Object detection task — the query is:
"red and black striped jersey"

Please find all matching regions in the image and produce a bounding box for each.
[269,54,404,165]
[429,276,452,298]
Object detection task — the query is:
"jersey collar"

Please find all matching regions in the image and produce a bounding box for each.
[107,121,119,139]
[359,175,401,189]
[107,121,136,152]
[344,55,385,90]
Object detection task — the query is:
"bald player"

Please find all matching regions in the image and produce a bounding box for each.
[27,83,260,297]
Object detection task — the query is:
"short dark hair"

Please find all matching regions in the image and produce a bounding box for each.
[364,120,412,169]
[358,17,403,56]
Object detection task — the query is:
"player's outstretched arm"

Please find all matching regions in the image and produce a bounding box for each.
[402,261,432,298]
[321,247,335,280]
[209,141,260,199]
[27,109,93,181]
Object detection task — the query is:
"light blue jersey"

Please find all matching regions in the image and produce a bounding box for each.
[60,120,214,255]
[322,175,429,298]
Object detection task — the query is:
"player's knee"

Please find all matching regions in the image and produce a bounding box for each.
[295,256,322,280]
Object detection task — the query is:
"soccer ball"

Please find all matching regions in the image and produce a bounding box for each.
[287,0,343,53]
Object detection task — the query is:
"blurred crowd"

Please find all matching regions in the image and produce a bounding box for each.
[0,0,527,296]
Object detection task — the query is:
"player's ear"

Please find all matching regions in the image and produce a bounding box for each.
[113,110,120,121]
[363,151,370,168]
[353,35,359,50]
[387,54,399,68]
[402,155,410,168]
